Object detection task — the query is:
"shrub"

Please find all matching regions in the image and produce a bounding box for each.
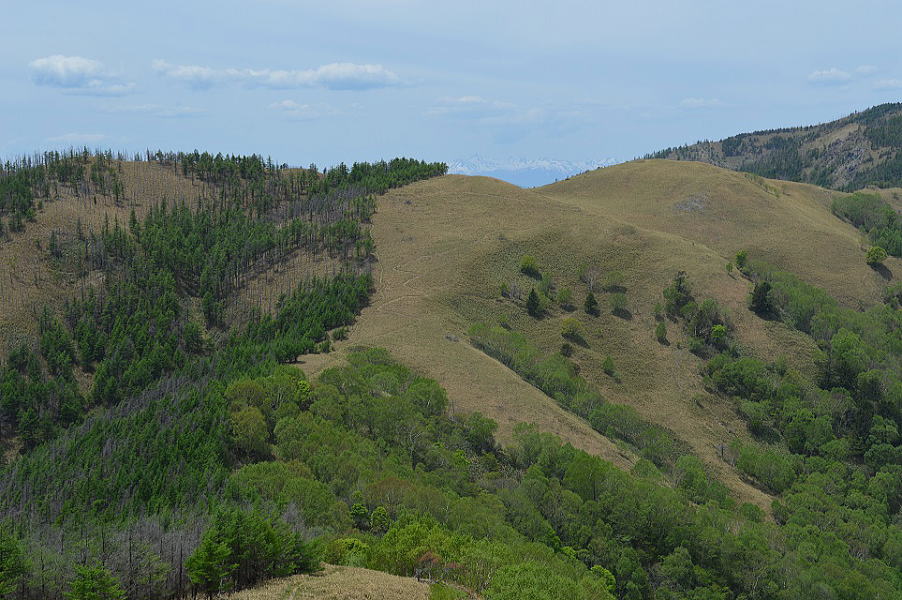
[561,318,582,340]
[734,442,797,494]
[735,250,748,270]
[655,321,667,343]
[557,287,574,310]
[866,245,888,266]
[602,270,625,292]
[609,292,627,315]
[520,255,540,277]
[602,355,616,377]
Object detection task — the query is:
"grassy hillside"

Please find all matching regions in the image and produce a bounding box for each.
[539,159,899,306]
[649,102,902,190]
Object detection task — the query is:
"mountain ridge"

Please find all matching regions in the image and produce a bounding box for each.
[649,102,902,190]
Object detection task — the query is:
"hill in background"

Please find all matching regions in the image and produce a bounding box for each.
[650,102,902,191]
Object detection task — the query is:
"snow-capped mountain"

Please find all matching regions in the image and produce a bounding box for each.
[448,155,618,187]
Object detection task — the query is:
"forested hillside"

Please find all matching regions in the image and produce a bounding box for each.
[0,150,446,598]
[649,103,902,190]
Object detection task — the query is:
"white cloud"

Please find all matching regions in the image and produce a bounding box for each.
[102,104,205,118]
[875,79,902,90]
[46,133,108,144]
[153,60,401,90]
[856,65,878,74]
[807,67,851,84]
[268,99,338,120]
[29,55,134,96]
[679,97,722,108]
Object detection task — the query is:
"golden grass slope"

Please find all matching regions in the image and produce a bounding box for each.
[539,159,898,306]
[225,565,431,600]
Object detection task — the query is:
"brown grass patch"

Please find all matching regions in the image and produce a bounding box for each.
[224,565,430,600]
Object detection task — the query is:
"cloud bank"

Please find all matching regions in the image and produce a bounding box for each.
[29,55,134,96]
[152,60,401,90]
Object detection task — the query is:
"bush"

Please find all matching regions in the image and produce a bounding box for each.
[557,287,574,310]
[609,292,627,315]
[866,245,888,266]
[561,318,582,340]
[655,321,667,343]
[520,255,540,277]
[735,250,748,270]
[734,442,796,494]
[602,355,616,377]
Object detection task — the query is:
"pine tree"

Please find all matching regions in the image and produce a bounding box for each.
[65,565,126,600]
[526,288,541,317]
[186,534,235,598]
[749,281,774,316]
[584,291,598,316]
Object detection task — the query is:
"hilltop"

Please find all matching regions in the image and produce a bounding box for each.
[650,102,902,190]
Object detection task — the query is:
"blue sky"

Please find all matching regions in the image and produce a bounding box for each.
[3,0,902,184]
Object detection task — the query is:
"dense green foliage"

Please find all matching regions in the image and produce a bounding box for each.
[832,192,902,257]
[698,258,902,593]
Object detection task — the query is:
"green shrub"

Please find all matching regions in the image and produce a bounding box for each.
[561,318,582,340]
[520,255,540,277]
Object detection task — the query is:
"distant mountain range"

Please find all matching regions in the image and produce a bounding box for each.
[649,102,902,191]
[448,155,617,187]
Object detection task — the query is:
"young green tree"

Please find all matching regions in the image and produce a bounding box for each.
[866,245,888,266]
[655,321,667,344]
[65,565,126,600]
[186,535,234,599]
[527,288,542,317]
[735,250,748,271]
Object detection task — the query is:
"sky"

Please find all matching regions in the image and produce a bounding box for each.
[2,0,902,185]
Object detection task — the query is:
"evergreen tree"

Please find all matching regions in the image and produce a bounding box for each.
[186,536,234,599]
[749,281,774,316]
[64,565,126,600]
[584,291,599,316]
[527,288,541,317]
